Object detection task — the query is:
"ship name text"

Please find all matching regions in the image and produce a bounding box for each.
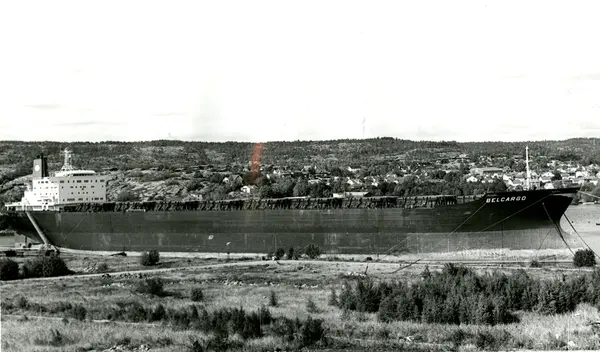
[486,196,527,203]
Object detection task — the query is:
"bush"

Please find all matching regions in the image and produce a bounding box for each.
[70,304,87,321]
[300,316,327,347]
[134,278,165,297]
[149,303,167,322]
[306,296,319,313]
[190,288,204,302]
[96,262,109,273]
[274,248,285,260]
[0,258,19,280]
[187,179,203,192]
[287,247,296,260]
[140,250,160,266]
[269,290,278,307]
[328,288,338,306]
[574,249,596,267]
[117,190,138,202]
[22,256,71,278]
[305,244,321,259]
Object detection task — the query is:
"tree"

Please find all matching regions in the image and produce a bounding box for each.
[259,184,274,198]
[309,183,332,198]
[551,171,562,181]
[430,170,446,179]
[277,178,296,197]
[293,179,310,197]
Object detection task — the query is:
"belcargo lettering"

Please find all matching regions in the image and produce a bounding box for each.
[486,196,527,203]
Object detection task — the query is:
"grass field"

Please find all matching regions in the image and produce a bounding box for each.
[1,253,600,352]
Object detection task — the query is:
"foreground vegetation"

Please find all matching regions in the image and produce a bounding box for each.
[2,252,600,351]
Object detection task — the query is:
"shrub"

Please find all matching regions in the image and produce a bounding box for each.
[22,255,71,278]
[300,316,327,347]
[134,278,165,297]
[306,296,319,313]
[149,303,167,322]
[274,248,285,260]
[140,250,160,266]
[269,290,278,307]
[287,247,296,260]
[17,296,29,309]
[574,249,596,267]
[305,244,321,259]
[70,304,87,321]
[0,258,19,280]
[190,288,204,302]
[187,179,203,192]
[328,288,338,306]
[117,190,138,202]
[96,262,109,273]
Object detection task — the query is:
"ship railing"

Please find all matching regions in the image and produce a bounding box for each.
[58,194,484,213]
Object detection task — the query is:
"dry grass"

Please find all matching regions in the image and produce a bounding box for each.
[2,256,600,351]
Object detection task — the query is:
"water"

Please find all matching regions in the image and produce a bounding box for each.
[0,234,16,247]
[562,204,600,253]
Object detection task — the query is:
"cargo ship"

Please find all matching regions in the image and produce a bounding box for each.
[0,148,583,255]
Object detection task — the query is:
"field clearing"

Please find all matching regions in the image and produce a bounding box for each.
[2,254,600,351]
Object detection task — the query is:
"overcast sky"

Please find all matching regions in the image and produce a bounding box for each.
[1,1,600,143]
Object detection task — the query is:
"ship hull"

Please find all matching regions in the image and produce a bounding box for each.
[2,188,582,255]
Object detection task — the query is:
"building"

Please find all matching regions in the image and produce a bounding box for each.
[333,192,371,198]
[472,167,504,177]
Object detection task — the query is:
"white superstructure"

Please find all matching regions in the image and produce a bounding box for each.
[5,148,108,211]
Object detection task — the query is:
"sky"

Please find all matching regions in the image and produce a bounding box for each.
[1,1,600,143]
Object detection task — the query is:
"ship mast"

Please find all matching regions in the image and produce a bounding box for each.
[60,148,75,172]
[525,146,531,191]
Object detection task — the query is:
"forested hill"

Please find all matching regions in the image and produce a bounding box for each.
[1,137,599,173]
[1,137,599,205]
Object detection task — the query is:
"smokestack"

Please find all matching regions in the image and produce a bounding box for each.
[32,154,49,179]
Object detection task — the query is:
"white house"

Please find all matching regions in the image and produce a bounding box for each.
[466,175,478,183]
[241,185,256,194]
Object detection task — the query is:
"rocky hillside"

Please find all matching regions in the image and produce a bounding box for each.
[1,138,599,205]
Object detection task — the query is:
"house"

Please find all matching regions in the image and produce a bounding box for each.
[333,192,371,198]
[241,185,256,194]
[346,179,363,188]
[510,179,524,187]
[542,171,554,178]
[586,177,599,186]
[472,167,504,177]
[466,175,479,183]
[222,174,243,185]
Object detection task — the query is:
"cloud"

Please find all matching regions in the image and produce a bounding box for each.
[153,112,187,117]
[25,104,62,110]
[51,121,122,127]
[571,73,600,81]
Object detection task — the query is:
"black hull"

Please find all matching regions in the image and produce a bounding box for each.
[2,188,582,255]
